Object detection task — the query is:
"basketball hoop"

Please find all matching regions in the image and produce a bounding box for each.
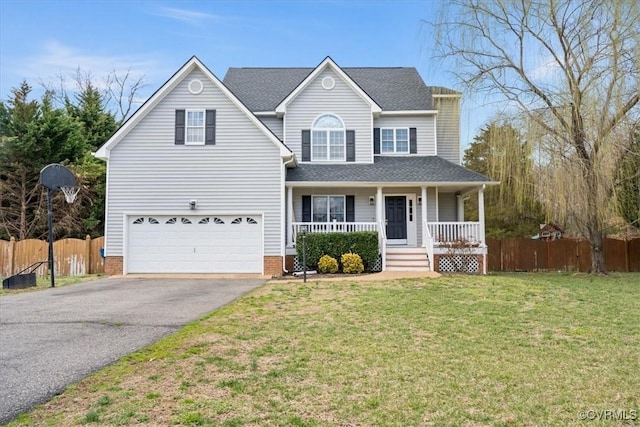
[60,186,80,204]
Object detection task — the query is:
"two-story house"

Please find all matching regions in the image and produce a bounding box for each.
[95,56,493,276]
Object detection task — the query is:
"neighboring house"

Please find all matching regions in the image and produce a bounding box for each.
[95,56,495,276]
[536,222,564,240]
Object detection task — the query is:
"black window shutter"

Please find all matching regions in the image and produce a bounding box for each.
[302,195,311,222]
[302,130,311,161]
[373,128,380,154]
[175,110,185,145]
[346,130,355,162]
[346,196,355,222]
[410,127,417,154]
[205,110,216,145]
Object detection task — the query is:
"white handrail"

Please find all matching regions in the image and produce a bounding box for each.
[378,220,387,271]
[423,219,434,268]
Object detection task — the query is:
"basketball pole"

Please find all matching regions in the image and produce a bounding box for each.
[47,188,55,288]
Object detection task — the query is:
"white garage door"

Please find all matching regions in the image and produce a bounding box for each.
[127,215,262,273]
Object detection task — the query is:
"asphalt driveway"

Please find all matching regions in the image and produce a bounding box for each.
[0,277,265,425]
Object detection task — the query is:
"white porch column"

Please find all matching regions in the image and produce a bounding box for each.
[287,186,294,247]
[478,185,486,244]
[376,187,383,223]
[457,195,464,222]
[421,186,428,246]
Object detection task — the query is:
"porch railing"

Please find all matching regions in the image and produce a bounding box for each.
[423,220,434,268]
[291,222,378,245]
[428,222,482,245]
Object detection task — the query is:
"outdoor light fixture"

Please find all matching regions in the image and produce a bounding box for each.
[189,199,197,210]
[369,196,375,205]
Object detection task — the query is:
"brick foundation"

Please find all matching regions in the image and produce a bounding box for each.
[285,255,295,273]
[478,254,486,274]
[433,254,441,273]
[104,256,123,275]
[106,255,284,276]
[264,256,283,277]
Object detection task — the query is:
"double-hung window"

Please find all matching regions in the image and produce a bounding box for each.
[311,114,345,161]
[312,196,345,222]
[186,110,205,144]
[381,128,409,154]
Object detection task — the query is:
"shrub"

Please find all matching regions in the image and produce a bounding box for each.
[318,255,339,273]
[295,231,378,271]
[341,253,364,274]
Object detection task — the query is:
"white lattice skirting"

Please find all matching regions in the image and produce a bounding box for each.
[438,255,480,273]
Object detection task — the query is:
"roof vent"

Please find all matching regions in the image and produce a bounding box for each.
[188,79,204,95]
[321,76,335,90]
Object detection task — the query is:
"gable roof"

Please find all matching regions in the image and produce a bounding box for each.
[273,57,381,116]
[94,56,293,160]
[223,63,458,112]
[286,156,493,185]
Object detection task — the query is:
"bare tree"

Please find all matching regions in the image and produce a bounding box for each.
[431,0,640,273]
[41,67,146,124]
[103,67,147,123]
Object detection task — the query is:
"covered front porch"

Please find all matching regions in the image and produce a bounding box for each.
[285,184,488,273]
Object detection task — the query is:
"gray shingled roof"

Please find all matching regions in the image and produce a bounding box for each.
[286,156,491,183]
[223,66,459,112]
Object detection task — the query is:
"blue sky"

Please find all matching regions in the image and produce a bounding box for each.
[0,0,492,147]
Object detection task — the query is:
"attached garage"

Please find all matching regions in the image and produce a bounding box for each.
[126,214,263,274]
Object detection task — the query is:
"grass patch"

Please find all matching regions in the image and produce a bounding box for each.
[0,274,104,295]
[6,273,640,426]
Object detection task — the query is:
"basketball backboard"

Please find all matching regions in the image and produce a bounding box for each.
[40,164,76,191]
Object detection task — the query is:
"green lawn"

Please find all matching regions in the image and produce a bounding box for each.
[8,273,640,426]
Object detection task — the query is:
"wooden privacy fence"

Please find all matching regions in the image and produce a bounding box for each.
[0,236,105,278]
[487,238,640,272]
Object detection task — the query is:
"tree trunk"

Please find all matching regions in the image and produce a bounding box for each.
[588,229,606,274]
[583,165,607,274]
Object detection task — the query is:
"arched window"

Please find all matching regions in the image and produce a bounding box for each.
[311,113,345,161]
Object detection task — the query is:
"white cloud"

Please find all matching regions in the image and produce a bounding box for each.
[2,40,172,117]
[19,40,160,90]
[155,6,221,25]
[528,57,563,84]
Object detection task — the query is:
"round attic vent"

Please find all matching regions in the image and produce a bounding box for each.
[188,79,204,95]
[321,76,335,90]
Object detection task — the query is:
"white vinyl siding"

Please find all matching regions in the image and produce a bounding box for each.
[105,68,283,258]
[286,68,373,163]
[434,97,461,163]
[374,116,436,156]
[259,117,283,140]
[438,192,457,221]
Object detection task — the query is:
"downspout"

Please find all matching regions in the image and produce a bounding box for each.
[281,155,296,274]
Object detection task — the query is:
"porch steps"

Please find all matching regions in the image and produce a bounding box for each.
[385,246,431,271]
